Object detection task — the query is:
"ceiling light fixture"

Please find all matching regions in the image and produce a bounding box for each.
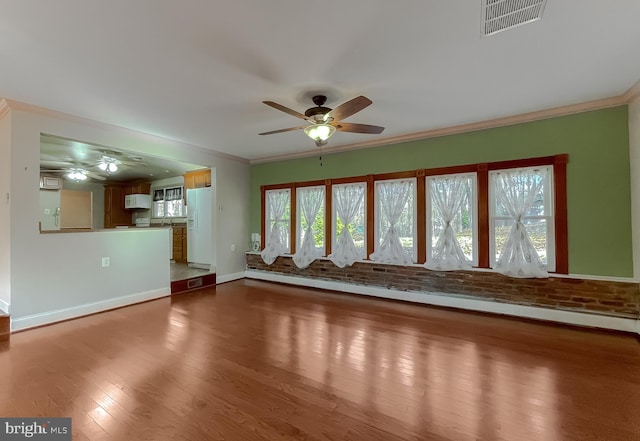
[98,156,119,173]
[66,169,88,181]
[304,123,336,147]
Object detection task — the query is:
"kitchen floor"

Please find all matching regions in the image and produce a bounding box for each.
[170,262,212,282]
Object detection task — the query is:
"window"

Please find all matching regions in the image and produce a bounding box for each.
[258,154,567,274]
[371,178,416,264]
[262,188,291,264]
[426,173,477,268]
[330,183,366,267]
[152,186,185,218]
[490,166,555,274]
[296,186,325,255]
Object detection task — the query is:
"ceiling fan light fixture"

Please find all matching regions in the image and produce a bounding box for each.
[66,169,88,181]
[98,156,119,173]
[304,123,336,144]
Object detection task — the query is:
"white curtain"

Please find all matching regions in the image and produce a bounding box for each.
[261,189,290,265]
[329,184,365,268]
[494,170,549,278]
[370,180,413,265]
[292,187,324,269]
[424,176,472,271]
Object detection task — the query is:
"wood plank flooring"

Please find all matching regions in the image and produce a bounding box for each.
[1,279,639,440]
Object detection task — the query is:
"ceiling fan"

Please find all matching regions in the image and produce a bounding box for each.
[40,150,149,182]
[40,165,107,182]
[259,95,385,146]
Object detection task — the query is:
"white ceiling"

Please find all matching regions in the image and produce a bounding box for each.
[2,1,640,163]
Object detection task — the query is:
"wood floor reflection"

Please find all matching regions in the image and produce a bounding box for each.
[1,279,639,440]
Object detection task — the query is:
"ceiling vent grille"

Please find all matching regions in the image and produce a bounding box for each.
[482,0,547,36]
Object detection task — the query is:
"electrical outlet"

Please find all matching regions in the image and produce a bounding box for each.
[101,257,110,267]
[44,208,51,215]
[230,244,236,252]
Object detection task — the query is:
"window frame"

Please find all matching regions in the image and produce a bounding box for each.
[489,165,556,271]
[426,172,478,266]
[296,185,326,256]
[331,181,368,260]
[264,187,292,254]
[373,177,417,262]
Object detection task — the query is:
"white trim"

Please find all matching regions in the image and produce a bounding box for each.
[245,270,639,334]
[11,288,170,332]
[216,272,246,284]
[0,299,9,315]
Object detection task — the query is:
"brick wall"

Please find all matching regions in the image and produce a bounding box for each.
[246,254,640,319]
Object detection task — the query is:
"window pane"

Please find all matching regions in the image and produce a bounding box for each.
[376,179,416,259]
[427,174,476,264]
[333,183,366,258]
[298,186,325,254]
[266,189,291,252]
[166,200,184,217]
[153,201,164,218]
[493,218,549,265]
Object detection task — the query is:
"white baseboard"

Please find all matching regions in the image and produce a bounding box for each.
[11,288,170,332]
[0,298,9,315]
[245,270,640,335]
[216,272,246,284]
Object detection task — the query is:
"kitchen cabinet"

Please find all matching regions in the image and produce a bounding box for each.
[104,181,151,228]
[104,185,132,228]
[183,169,211,190]
[123,182,151,195]
[172,225,187,263]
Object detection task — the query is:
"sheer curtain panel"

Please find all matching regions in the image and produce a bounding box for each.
[493,169,549,278]
[329,183,365,268]
[293,187,324,269]
[425,176,472,271]
[261,189,290,265]
[370,180,414,265]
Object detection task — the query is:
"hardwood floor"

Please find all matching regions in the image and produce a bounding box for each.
[1,279,639,440]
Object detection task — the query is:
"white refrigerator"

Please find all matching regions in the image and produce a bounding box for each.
[186,187,213,269]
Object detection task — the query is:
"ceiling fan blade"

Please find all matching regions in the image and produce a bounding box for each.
[263,101,309,120]
[86,171,107,181]
[326,96,372,121]
[259,126,307,135]
[333,122,385,134]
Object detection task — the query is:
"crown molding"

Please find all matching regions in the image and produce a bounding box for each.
[251,93,631,165]
[624,78,640,103]
[0,98,249,164]
[0,99,11,120]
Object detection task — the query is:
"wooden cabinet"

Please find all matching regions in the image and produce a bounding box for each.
[172,225,187,263]
[183,169,211,190]
[123,182,151,195]
[104,181,150,228]
[104,185,132,228]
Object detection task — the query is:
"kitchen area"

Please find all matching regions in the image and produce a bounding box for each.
[39,134,216,291]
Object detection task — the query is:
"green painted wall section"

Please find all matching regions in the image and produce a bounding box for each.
[251,106,632,277]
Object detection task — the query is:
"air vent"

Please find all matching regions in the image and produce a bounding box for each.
[482,0,547,36]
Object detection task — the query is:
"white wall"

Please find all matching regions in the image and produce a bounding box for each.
[6,101,250,325]
[629,97,640,278]
[0,107,11,312]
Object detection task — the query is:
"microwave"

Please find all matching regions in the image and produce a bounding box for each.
[125,194,151,209]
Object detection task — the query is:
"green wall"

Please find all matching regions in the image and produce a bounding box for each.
[251,106,632,277]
